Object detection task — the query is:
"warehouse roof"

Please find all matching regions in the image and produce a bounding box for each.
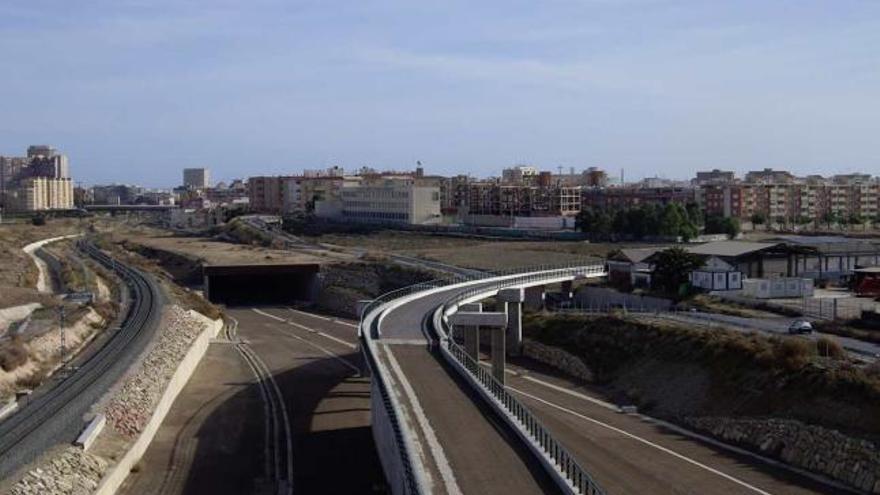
[686,240,785,258]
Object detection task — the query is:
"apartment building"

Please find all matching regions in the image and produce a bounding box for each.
[15,177,74,211]
[248,176,285,213]
[582,186,694,211]
[183,168,210,189]
[464,183,581,217]
[1,145,73,211]
[695,170,880,223]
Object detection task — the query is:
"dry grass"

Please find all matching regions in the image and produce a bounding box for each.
[0,339,28,372]
[816,336,847,360]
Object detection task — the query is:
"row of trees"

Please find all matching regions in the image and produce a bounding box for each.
[576,203,740,241]
[750,211,880,228]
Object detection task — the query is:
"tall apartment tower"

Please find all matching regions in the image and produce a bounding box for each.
[183,168,210,189]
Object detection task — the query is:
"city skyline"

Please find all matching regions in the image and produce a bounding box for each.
[2,1,879,187]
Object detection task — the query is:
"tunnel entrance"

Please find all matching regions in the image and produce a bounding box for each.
[204,264,320,306]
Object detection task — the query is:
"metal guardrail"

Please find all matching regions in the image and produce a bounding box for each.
[358,261,607,495]
[437,264,607,495]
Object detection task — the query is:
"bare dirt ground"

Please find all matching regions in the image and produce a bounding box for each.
[315,231,659,270]
[122,233,355,267]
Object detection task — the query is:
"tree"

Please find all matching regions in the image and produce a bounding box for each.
[658,203,684,237]
[750,212,767,226]
[576,209,612,238]
[822,211,838,227]
[651,247,704,295]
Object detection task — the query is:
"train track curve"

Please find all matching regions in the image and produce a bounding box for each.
[0,239,162,479]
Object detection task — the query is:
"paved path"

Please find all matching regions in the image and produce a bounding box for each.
[119,307,383,495]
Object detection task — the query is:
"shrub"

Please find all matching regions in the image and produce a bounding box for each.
[772,338,815,371]
[0,341,28,372]
[816,336,846,360]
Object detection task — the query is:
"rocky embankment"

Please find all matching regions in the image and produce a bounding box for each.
[687,417,880,493]
[523,313,880,494]
[7,305,214,495]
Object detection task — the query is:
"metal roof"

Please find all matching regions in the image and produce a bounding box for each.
[613,247,663,263]
[686,240,783,258]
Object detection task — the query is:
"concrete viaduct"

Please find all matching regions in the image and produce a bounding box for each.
[359,264,608,495]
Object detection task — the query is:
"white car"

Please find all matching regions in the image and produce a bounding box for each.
[788,320,813,335]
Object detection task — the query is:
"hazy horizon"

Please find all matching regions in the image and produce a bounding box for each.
[1,0,878,188]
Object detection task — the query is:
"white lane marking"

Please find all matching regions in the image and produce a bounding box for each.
[228,316,291,490]
[508,387,773,495]
[286,307,358,328]
[383,347,462,495]
[518,375,618,412]
[254,308,357,349]
[253,309,361,375]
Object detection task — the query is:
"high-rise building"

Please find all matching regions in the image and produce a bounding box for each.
[0,145,73,211]
[183,168,210,189]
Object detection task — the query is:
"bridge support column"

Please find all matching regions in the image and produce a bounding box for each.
[524,285,545,310]
[561,280,574,300]
[491,325,506,385]
[497,288,525,356]
[448,306,508,383]
[459,303,482,361]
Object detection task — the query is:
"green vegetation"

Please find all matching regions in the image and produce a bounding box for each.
[576,203,700,241]
[703,215,740,239]
[650,247,704,295]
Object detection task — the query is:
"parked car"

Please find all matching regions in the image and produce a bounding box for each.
[788,320,813,334]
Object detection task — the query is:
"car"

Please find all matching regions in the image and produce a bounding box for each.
[788,320,813,334]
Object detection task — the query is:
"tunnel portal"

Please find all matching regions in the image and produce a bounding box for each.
[204,264,320,305]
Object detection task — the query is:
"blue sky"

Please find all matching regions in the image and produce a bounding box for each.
[1,0,878,187]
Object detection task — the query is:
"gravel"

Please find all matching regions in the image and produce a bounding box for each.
[104,306,208,438]
[6,305,213,494]
[7,447,108,495]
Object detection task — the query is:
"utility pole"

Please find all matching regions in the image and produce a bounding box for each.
[59,306,66,366]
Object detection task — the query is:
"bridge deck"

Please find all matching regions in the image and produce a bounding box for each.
[378,282,559,494]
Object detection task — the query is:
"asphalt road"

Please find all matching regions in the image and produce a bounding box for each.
[497,359,851,495]
[647,311,880,359]
[119,307,384,495]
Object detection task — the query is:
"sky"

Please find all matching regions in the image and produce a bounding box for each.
[0,0,878,187]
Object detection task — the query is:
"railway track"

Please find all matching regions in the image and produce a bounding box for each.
[0,239,162,479]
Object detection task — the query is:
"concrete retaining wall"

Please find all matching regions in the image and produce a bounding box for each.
[688,416,880,493]
[93,315,222,495]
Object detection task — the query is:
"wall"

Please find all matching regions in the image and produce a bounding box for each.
[687,417,880,494]
[93,315,222,495]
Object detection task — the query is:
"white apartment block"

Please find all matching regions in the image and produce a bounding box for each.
[17,177,74,211]
[337,177,441,224]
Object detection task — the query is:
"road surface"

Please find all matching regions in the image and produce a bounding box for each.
[119,307,383,495]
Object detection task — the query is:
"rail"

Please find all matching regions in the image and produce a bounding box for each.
[0,238,161,478]
[436,264,607,495]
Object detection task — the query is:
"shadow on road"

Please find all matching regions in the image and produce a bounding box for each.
[174,351,386,495]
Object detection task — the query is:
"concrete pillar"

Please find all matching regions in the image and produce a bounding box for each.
[459,303,482,361]
[497,288,525,357]
[524,285,545,311]
[506,302,522,356]
[561,280,573,300]
[491,325,505,385]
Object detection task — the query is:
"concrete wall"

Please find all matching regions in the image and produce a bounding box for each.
[94,314,222,495]
[370,378,411,495]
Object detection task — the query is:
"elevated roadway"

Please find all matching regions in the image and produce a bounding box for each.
[362,264,850,495]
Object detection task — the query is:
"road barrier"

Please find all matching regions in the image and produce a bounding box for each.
[436,265,608,495]
[359,261,607,495]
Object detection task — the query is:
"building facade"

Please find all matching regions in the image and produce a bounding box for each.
[183,168,210,189]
